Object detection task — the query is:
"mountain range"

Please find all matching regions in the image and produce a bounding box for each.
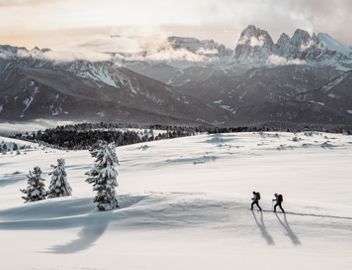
[0,25,352,126]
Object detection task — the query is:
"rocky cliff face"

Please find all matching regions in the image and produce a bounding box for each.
[234,25,352,68]
[234,25,275,64]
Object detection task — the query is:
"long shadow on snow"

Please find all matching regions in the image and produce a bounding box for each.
[47,211,109,254]
[0,195,146,253]
[0,198,94,220]
[275,212,301,245]
[0,172,25,188]
[252,211,275,246]
[0,195,146,230]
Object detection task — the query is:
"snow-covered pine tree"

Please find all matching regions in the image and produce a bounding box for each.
[20,166,46,202]
[48,158,72,198]
[86,141,119,211]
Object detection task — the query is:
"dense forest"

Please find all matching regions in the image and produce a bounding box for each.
[11,122,352,150]
[11,123,206,150]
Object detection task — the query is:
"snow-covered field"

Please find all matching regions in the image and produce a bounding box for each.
[0,132,351,270]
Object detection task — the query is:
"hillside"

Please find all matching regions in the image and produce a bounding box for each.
[0,132,351,269]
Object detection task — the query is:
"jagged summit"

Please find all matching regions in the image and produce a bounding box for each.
[234,25,352,67]
[234,25,274,64]
[290,29,314,47]
[237,25,274,48]
[277,33,290,46]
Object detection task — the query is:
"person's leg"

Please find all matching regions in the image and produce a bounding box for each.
[279,204,285,213]
[256,202,262,211]
[251,201,255,210]
[274,203,278,212]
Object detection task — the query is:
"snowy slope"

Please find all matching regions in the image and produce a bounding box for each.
[318,33,352,56]
[0,132,351,270]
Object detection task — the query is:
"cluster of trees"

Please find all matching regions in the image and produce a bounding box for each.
[206,122,352,135]
[11,121,352,150]
[20,140,119,211]
[21,158,72,202]
[1,141,31,154]
[12,123,204,150]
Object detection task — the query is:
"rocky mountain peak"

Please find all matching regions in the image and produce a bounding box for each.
[234,25,274,63]
[237,25,274,48]
[277,33,290,47]
[234,25,352,67]
[290,29,315,48]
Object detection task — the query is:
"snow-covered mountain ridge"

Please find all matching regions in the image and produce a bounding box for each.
[0,25,352,125]
[234,25,352,68]
[2,25,351,70]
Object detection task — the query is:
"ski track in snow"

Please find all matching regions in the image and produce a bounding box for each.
[0,132,352,270]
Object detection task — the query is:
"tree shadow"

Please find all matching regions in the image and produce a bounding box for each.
[47,211,109,254]
[252,211,275,245]
[0,172,24,187]
[0,195,147,254]
[45,195,146,254]
[275,212,301,245]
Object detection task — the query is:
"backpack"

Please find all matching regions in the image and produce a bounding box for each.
[278,194,283,202]
[256,192,261,200]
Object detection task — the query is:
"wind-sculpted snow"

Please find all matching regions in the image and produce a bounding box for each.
[0,132,351,269]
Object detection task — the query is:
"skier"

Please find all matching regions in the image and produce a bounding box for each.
[250,191,262,211]
[273,193,285,213]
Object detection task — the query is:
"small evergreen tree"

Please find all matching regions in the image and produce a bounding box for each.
[20,166,46,202]
[86,141,119,211]
[48,158,72,198]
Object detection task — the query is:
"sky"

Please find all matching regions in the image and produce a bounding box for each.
[1,0,351,54]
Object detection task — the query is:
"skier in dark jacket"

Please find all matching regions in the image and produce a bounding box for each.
[273,193,285,213]
[250,191,262,211]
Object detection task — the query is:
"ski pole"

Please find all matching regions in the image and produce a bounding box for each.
[271,200,273,211]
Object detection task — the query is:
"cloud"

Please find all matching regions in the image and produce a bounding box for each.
[238,35,266,47]
[0,0,20,6]
[300,39,315,51]
[15,47,112,63]
[0,0,48,6]
[128,48,207,63]
[1,28,211,63]
[0,119,75,135]
[267,55,306,66]
[196,48,219,55]
[110,33,208,62]
[48,27,212,63]
[1,0,352,60]
[226,0,352,44]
